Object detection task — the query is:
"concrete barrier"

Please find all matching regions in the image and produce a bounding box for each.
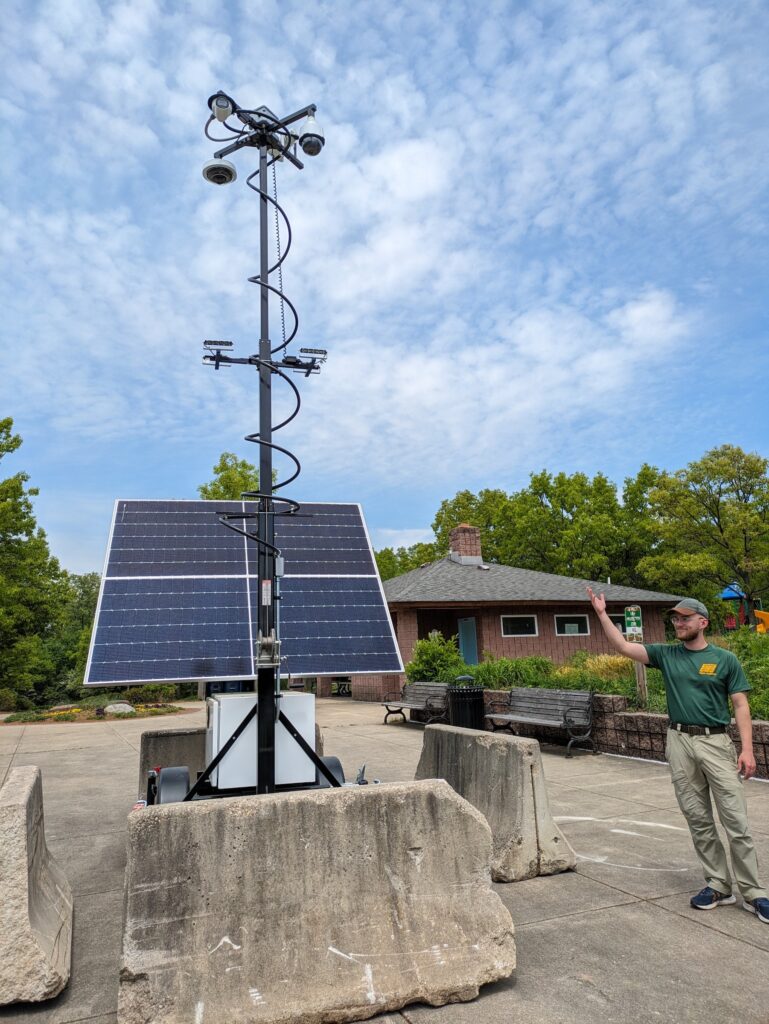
[138,727,207,797]
[415,725,576,882]
[0,766,73,1005]
[119,780,515,1023]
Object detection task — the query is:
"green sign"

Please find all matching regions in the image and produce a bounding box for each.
[624,605,643,642]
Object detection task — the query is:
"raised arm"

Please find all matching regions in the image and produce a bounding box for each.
[586,587,650,665]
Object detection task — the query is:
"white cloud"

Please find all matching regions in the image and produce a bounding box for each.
[0,0,767,571]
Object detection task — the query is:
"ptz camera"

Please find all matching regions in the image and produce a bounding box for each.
[202,159,237,185]
[298,114,325,157]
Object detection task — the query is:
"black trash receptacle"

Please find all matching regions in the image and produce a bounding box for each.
[448,682,485,730]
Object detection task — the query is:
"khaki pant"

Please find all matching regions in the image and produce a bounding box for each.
[666,728,766,901]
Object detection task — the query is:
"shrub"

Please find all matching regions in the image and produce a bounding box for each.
[471,655,555,690]
[0,687,17,711]
[582,654,635,683]
[405,632,467,683]
[122,684,177,705]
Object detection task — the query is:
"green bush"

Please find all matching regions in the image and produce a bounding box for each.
[470,655,554,690]
[0,687,17,711]
[711,629,769,720]
[405,632,467,683]
[122,684,177,705]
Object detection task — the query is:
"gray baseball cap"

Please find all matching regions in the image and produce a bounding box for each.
[669,598,709,619]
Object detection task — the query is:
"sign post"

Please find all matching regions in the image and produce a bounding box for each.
[624,605,648,708]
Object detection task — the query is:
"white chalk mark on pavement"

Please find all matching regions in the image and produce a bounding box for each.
[611,829,665,841]
[576,853,687,872]
[194,1001,204,1024]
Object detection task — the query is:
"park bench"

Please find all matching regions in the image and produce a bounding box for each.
[382,682,449,726]
[485,687,595,757]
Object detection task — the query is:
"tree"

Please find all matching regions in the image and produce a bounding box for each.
[198,452,260,500]
[430,472,659,584]
[45,571,101,688]
[375,541,439,581]
[0,418,64,704]
[638,445,769,617]
[432,489,510,563]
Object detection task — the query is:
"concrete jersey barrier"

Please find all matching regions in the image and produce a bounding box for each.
[0,766,73,1005]
[119,779,515,1023]
[415,724,576,882]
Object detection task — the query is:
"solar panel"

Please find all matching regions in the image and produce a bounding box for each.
[85,500,402,686]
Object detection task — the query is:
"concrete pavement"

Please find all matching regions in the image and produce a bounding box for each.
[1,699,768,1024]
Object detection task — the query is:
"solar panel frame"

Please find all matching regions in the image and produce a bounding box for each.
[84,499,403,686]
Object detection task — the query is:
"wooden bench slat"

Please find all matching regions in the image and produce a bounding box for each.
[382,682,449,725]
[486,687,595,756]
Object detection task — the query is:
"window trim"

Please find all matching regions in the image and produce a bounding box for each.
[500,614,539,638]
[553,613,590,637]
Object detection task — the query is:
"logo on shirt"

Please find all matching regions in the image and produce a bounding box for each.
[698,663,718,676]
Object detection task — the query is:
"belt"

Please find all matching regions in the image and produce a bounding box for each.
[669,723,727,736]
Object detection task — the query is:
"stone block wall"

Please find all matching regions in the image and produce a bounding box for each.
[482,689,769,780]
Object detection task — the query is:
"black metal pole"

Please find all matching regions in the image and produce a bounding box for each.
[257,143,277,794]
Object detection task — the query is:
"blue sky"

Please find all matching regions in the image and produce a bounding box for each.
[1,0,768,574]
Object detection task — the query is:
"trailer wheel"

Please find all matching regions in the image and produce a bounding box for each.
[317,755,345,788]
[156,766,191,804]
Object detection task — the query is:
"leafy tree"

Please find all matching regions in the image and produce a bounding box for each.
[198,452,260,500]
[432,489,510,563]
[375,541,439,581]
[0,418,64,705]
[45,571,101,688]
[638,446,769,618]
[430,471,659,584]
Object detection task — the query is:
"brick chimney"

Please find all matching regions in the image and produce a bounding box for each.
[449,524,483,565]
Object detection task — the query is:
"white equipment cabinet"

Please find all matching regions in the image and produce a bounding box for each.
[205,692,316,789]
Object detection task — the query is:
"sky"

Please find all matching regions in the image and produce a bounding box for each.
[1,0,768,575]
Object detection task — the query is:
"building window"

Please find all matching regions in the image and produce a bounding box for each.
[608,614,627,634]
[554,614,589,636]
[501,615,538,637]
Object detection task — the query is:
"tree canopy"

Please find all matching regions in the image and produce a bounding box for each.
[0,419,102,710]
[376,447,769,616]
[638,446,769,617]
[198,452,260,500]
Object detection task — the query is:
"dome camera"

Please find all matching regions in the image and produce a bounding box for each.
[202,159,237,185]
[298,114,324,157]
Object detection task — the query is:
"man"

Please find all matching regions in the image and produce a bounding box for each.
[587,588,769,923]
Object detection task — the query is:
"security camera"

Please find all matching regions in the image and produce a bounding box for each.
[202,159,237,185]
[207,91,235,123]
[298,114,324,157]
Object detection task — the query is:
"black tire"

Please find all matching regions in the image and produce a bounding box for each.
[317,755,345,788]
[156,766,191,804]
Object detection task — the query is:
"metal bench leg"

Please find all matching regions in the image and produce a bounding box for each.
[384,708,407,725]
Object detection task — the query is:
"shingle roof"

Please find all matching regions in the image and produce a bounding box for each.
[383,558,682,605]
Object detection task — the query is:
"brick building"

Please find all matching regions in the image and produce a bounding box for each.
[350,524,681,701]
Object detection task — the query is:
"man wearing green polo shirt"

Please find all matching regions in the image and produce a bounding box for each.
[587,588,769,923]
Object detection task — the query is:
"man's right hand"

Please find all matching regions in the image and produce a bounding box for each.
[586,586,606,615]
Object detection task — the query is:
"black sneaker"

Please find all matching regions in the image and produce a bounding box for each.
[742,897,769,923]
[690,886,736,910]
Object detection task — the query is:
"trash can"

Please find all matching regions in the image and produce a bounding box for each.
[448,678,485,730]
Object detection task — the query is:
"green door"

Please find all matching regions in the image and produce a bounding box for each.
[457,617,478,665]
